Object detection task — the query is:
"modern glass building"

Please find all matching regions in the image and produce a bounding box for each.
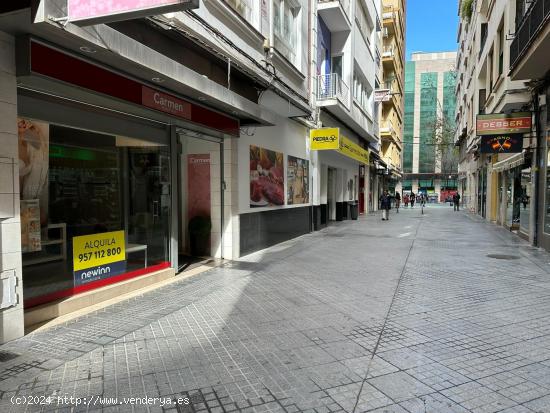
[402,52,458,202]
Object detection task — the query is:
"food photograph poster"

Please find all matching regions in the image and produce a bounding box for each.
[250,145,284,208]
[287,156,309,205]
[18,117,50,251]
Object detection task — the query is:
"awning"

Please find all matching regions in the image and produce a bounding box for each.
[492,152,525,172]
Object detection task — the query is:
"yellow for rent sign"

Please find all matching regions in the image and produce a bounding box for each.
[72,230,126,286]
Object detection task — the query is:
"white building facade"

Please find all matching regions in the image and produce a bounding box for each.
[455,0,533,240]
[0,0,381,342]
[312,0,381,224]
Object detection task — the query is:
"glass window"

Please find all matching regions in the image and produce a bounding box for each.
[498,25,504,76]
[419,72,437,174]
[19,118,171,307]
[273,0,300,66]
[545,147,550,233]
[355,0,373,46]
[403,61,415,173]
[225,0,253,22]
[520,167,531,234]
[332,55,343,78]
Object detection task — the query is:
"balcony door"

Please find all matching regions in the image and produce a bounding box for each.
[332,55,343,78]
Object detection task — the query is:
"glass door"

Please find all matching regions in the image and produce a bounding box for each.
[178,133,223,270]
[127,147,171,271]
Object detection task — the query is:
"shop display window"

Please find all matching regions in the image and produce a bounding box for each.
[19,118,171,307]
[520,167,531,234]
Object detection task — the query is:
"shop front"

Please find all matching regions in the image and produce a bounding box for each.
[16,39,239,319]
[310,127,369,223]
[237,114,311,256]
[477,112,532,222]
[493,154,533,238]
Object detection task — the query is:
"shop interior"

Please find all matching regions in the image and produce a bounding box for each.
[178,133,222,271]
[20,119,171,305]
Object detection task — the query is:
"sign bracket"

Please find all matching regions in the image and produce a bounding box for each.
[48,15,70,27]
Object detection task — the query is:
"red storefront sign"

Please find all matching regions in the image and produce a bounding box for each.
[142,87,192,119]
[476,112,532,136]
[27,40,239,136]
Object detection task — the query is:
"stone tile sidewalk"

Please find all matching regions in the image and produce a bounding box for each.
[2,206,550,412]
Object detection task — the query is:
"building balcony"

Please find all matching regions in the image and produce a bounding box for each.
[382,45,400,72]
[380,120,402,149]
[318,0,352,32]
[315,73,377,143]
[316,73,349,105]
[380,79,402,113]
[382,6,397,35]
[510,0,550,80]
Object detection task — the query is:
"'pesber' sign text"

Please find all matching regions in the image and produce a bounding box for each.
[476,112,532,136]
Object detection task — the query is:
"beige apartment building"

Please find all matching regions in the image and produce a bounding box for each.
[455,0,533,241]
[378,0,406,192]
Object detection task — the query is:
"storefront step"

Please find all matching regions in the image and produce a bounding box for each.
[24,261,225,333]
[23,267,175,331]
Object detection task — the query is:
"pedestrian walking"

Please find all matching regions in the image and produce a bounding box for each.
[420,193,426,207]
[453,193,461,211]
[395,191,401,213]
[404,193,410,208]
[410,192,416,208]
[522,194,529,209]
[380,190,391,221]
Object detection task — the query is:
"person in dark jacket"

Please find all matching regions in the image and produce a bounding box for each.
[380,190,391,221]
[394,191,401,213]
[453,193,461,211]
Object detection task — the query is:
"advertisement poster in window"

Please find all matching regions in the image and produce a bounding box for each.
[187,154,211,219]
[250,145,284,207]
[18,117,49,249]
[287,156,309,205]
[20,199,41,252]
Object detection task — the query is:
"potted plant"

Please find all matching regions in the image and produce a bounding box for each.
[188,215,211,256]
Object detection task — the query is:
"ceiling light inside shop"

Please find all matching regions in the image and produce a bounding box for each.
[79,46,96,53]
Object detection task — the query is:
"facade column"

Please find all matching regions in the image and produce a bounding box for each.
[226,137,239,260]
[365,165,370,213]
[0,32,24,343]
[500,172,508,226]
[434,180,442,201]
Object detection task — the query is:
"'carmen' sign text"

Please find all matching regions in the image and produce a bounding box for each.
[142,87,192,119]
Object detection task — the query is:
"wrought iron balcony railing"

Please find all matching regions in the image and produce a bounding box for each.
[316,73,349,104]
[510,0,550,70]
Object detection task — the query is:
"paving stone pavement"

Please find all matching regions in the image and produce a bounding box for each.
[2,206,550,412]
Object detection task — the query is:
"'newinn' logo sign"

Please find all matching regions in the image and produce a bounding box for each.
[74,261,126,286]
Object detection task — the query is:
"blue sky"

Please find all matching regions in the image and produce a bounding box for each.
[405,0,459,60]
